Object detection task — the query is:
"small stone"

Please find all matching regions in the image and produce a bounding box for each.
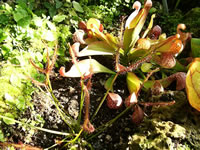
[105,135,112,141]
[58,88,66,92]
[69,86,76,94]
[49,116,54,121]
[60,96,69,103]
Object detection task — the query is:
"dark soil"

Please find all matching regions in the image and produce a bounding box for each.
[48,74,136,150]
[18,72,140,149]
[3,68,179,150]
[2,60,191,150]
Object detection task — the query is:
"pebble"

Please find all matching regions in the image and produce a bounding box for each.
[105,135,112,141]
[58,88,66,92]
[60,96,69,103]
[69,86,76,93]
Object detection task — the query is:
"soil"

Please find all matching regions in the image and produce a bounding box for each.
[3,71,136,149]
[49,74,134,150]
[2,62,200,150]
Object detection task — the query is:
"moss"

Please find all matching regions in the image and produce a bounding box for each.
[129,119,187,150]
[0,64,25,100]
[0,63,35,114]
[128,91,200,149]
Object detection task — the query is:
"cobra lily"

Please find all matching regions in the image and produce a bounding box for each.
[123,0,153,53]
[152,24,190,68]
[59,0,192,128]
[125,1,141,29]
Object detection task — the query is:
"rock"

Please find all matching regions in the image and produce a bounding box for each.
[126,91,200,149]
[128,119,187,150]
[105,135,112,141]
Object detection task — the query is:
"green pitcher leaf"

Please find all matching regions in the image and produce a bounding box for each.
[128,9,144,29]
[191,38,200,57]
[105,33,119,49]
[186,58,200,111]
[62,59,115,77]
[126,72,142,94]
[123,28,134,53]
[78,41,115,57]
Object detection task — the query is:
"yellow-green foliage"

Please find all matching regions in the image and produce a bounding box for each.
[0,62,36,121]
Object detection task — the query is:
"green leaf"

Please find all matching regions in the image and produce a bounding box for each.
[3,113,15,125]
[10,74,21,87]
[16,96,26,110]
[141,63,152,72]
[13,6,28,22]
[191,38,200,57]
[62,59,115,77]
[3,3,13,12]
[0,130,5,142]
[49,7,57,18]
[78,41,115,57]
[4,93,15,105]
[16,0,27,7]
[0,14,9,25]
[171,60,187,72]
[72,1,84,13]
[53,15,66,23]
[44,2,52,9]
[143,80,154,90]
[55,0,63,9]
[17,16,31,27]
[104,75,115,91]
[124,9,145,53]
[0,30,7,42]
[126,72,142,94]
[44,3,57,17]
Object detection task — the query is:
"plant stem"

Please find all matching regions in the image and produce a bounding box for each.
[47,75,52,91]
[0,115,72,136]
[44,138,68,150]
[63,129,83,148]
[162,0,169,14]
[175,0,181,9]
[78,79,85,124]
